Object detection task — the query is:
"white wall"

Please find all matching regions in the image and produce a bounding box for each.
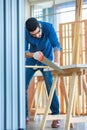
[25,0,30,20]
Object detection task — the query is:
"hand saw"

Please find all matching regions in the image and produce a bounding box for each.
[40,56,64,74]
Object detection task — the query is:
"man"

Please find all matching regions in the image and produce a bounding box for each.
[25,17,61,128]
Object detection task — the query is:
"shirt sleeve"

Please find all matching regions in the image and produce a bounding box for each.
[25,28,29,52]
[47,23,61,51]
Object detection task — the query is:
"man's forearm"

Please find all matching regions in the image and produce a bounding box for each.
[54,51,60,64]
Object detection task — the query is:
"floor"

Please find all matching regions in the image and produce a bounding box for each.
[26,115,87,130]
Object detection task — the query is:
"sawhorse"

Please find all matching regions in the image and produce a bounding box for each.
[40,64,87,130]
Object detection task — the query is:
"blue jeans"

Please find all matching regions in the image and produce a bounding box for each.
[25,68,59,118]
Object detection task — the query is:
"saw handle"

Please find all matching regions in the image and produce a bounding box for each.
[33,51,44,61]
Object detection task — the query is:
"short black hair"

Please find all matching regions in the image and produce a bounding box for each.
[26,17,39,32]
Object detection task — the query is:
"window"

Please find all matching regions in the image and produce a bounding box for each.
[32,1,87,32]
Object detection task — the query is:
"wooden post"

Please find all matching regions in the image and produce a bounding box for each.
[65,0,83,130]
[72,0,83,64]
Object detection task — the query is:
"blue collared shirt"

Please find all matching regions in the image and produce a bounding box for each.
[25,21,61,66]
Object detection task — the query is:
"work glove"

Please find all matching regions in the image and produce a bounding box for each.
[33,51,44,61]
[53,62,60,67]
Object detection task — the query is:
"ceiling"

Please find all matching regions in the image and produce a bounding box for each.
[28,0,75,5]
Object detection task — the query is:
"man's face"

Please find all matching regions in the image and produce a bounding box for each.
[30,26,42,38]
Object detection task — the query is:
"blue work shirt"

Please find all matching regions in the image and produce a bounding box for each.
[25,21,61,66]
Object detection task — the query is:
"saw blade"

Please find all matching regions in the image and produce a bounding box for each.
[41,57,64,74]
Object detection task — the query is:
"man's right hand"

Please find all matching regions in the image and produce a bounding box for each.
[33,51,44,61]
[25,52,33,58]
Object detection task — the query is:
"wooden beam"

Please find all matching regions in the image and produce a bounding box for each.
[72,0,83,64]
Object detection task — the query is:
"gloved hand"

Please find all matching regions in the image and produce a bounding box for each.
[53,62,60,67]
[33,51,44,61]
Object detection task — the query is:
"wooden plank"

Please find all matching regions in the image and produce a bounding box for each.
[61,77,68,112]
[70,116,87,123]
[47,114,66,120]
[28,78,35,116]
[72,0,83,64]
[85,21,87,64]
[40,76,58,130]
[25,65,49,68]
[82,75,87,95]
[33,81,43,120]
[59,24,63,66]
[65,72,77,130]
